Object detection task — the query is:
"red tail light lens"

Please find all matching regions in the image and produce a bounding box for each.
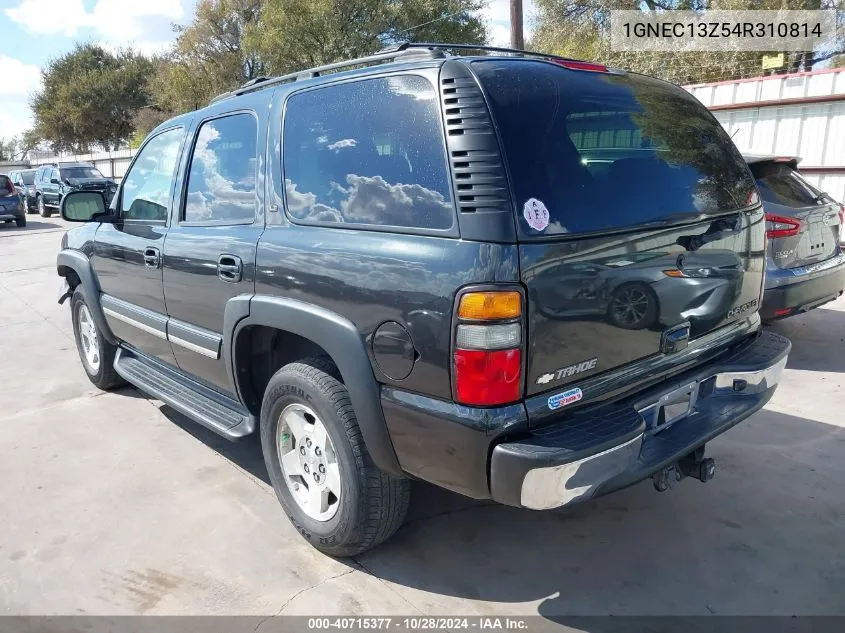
[454,349,521,406]
[838,203,844,227]
[551,59,608,73]
[765,213,801,239]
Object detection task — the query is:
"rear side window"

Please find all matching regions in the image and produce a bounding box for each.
[748,161,822,208]
[184,113,258,224]
[283,75,454,231]
[473,60,757,236]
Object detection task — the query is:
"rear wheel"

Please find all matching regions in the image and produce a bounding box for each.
[260,357,410,557]
[608,283,658,330]
[15,215,25,228]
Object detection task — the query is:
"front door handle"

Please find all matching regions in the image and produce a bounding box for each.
[217,254,243,283]
[143,247,161,269]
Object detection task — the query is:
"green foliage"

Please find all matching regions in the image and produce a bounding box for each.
[152,0,264,115]
[243,0,487,76]
[530,0,845,85]
[31,44,153,152]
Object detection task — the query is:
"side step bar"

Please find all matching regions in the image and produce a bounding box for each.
[114,347,255,439]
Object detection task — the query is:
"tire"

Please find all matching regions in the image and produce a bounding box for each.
[38,196,51,218]
[70,288,124,390]
[260,357,410,557]
[15,215,25,228]
[607,282,659,330]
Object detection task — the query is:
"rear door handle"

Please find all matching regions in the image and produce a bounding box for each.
[143,247,161,269]
[217,254,243,283]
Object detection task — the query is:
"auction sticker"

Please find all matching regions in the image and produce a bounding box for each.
[523,198,550,231]
[548,387,583,410]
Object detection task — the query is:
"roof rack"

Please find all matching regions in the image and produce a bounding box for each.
[209,42,581,105]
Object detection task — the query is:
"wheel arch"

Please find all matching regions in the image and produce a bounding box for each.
[224,295,403,476]
[57,249,117,345]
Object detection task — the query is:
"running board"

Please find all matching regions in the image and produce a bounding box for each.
[114,347,255,439]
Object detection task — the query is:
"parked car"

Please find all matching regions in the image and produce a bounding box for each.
[34,162,118,218]
[57,43,790,556]
[8,168,37,213]
[744,155,845,320]
[0,174,26,227]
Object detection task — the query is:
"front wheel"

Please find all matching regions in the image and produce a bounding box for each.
[260,357,410,557]
[70,289,124,390]
[38,196,51,218]
[607,283,658,330]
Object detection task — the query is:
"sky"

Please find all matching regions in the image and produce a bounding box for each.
[0,0,535,143]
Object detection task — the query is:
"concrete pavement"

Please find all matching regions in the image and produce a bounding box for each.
[1,217,843,617]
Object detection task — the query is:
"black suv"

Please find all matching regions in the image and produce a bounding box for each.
[35,162,117,218]
[57,44,791,556]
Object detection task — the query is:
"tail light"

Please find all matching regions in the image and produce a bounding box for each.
[838,203,844,227]
[765,213,801,239]
[453,289,523,406]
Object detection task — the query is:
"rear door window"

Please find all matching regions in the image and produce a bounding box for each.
[748,161,822,208]
[183,113,258,224]
[473,60,757,237]
[283,75,455,231]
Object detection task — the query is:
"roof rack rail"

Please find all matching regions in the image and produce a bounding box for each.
[209,43,435,104]
[401,42,580,63]
[208,42,583,105]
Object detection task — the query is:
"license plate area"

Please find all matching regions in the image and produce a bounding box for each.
[638,381,699,433]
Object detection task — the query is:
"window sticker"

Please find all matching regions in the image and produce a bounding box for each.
[523,198,550,231]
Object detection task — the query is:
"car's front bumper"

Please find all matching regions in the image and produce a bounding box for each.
[489,330,790,510]
[762,254,845,320]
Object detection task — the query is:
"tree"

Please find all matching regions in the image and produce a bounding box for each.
[151,0,264,115]
[530,0,844,85]
[30,44,153,152]
[244,0,487,76]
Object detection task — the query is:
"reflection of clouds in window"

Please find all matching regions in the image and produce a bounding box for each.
[328,138,357,151]
[184,115,257,223]
[283,75,454,230]
[122,127,182,221]
[285,180,343,222]
[285,175,452,228]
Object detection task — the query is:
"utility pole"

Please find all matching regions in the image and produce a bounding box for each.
[510,0,524,50]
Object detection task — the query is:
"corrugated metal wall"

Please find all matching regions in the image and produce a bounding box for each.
[685,69,845,203]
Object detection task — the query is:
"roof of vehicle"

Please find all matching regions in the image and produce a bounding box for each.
[207,42,603,106]
[38,162,96,169]
[743,154,801,167]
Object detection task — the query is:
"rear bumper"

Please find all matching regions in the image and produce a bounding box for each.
[761,257,845,320]
[489,330,790,510]
[0,207,24,220]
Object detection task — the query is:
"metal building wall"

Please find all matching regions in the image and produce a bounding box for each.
[685,68,845,203]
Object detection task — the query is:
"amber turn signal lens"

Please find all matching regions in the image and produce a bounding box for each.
[458,291,521,320]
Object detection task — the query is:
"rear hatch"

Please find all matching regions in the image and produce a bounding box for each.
[747,158,841,269]
[473,60,765,397]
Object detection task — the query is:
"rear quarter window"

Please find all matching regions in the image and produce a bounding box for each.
[282,74,455,231]
[472,60,757,237]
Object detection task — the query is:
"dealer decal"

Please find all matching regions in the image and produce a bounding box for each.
[548,387,583,410]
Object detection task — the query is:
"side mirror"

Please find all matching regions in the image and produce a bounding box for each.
[61,191,108,222]
[50,177,61,185]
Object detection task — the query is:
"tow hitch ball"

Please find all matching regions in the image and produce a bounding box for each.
[653,448,716,492]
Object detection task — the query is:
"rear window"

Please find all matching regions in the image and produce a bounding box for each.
[473,60,757,236]
[0,176,13,194]
[20,172,34,185]
[748,161,822,208]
